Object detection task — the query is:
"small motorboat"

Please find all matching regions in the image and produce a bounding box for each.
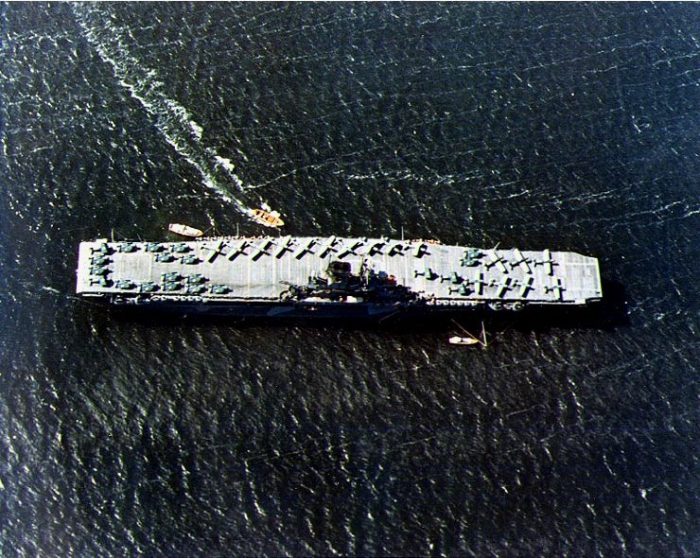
[168,223,204,238]
[250,207,284,228]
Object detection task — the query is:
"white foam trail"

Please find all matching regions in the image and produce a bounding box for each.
[214,156,236,173]
[72,5,254,217]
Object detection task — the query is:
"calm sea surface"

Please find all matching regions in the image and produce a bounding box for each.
[1,3,699,556]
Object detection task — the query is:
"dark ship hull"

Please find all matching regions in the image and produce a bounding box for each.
[107,297,470,321]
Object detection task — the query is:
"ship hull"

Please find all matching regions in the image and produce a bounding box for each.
[98,295,594,324]
[107,297,436,321]
[96,296,611,333]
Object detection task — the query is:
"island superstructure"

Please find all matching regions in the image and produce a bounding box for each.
[76,236,602,319]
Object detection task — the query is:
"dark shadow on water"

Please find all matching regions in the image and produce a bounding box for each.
[473,278,629,336]
[101,279,628,335]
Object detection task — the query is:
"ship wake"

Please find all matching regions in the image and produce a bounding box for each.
[72,4,256,218]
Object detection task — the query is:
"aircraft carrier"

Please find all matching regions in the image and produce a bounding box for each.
[75,236,602,320]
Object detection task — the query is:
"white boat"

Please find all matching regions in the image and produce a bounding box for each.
[168,223,204,238]
[250,208,284,228]
[448,336,480,346]
[449,320,488,347]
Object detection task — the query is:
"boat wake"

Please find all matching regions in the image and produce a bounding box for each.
[71,4,255,218]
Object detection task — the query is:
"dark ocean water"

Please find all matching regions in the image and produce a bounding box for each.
[1,2,699,556]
